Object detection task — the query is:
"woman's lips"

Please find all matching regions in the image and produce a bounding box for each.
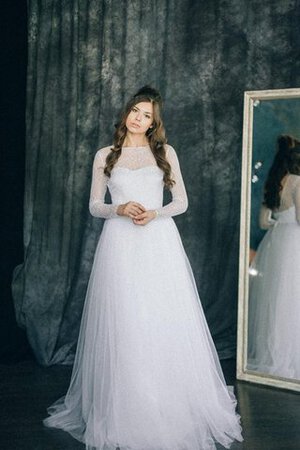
[130,123,140,128]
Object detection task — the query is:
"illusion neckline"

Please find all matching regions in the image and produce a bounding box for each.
[122,145,150,149]
[111,165,162,173]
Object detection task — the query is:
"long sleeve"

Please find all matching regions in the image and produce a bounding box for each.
[292,176,300,225]
[156,145,188,218]
[259,204,276,230]
[89,150,119,218]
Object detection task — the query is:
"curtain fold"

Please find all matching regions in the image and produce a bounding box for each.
[13,0,300,365]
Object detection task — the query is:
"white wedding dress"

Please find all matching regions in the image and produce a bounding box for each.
[43,144,243,450]
[248,174,300,379]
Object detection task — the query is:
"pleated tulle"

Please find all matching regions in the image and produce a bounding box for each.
[44,216,242,449]
[248,207,300,379]
[44,167,242,449]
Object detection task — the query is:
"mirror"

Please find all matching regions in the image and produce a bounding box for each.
[237,88,300,392]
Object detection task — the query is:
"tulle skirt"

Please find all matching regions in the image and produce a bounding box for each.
[44,216,243,449]
[248,219,300,379]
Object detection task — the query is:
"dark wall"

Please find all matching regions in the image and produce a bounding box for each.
[0,0,32,361]
[2,0,300,363]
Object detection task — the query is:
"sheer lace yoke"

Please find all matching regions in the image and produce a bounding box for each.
[89,144,188,219]
[111,145,157,170]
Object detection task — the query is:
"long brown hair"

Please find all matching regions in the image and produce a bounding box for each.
[264,135,300,209]
[104,86,175,189]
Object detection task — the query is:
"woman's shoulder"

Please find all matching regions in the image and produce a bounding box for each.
[285,174,300,196]
[288,173,300,184]
[164,143,176,157]
[164,144,182,164]
[288,173,300,179]
[94,145,113,160]
[165,143,175,151]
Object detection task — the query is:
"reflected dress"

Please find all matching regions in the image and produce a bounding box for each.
[43,144,243,450]
[248,174,300,379]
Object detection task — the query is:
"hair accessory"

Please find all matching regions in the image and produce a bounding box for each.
[133,85,162,105]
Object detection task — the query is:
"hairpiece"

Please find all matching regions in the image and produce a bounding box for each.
[133,85,162,105]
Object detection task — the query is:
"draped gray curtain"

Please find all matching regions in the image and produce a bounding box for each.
[13,0,300,365]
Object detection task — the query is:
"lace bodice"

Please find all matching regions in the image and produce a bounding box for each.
[259,174,300,229]
[89,144,188,219]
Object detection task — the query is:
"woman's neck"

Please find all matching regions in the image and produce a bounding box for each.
[123,133,149,147]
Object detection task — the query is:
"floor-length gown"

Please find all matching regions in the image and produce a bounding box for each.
[248,174,300,379]
[44,144,243,450]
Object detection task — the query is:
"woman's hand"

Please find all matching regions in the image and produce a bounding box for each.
[133,210,157,226]
[117,201,146,219]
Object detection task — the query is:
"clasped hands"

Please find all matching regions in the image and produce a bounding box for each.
[117,201,157,226]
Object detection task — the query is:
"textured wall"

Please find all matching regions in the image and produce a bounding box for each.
[12,0,300,365]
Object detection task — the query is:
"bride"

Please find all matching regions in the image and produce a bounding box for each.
[43,86,243,450]
[248,135,300,379]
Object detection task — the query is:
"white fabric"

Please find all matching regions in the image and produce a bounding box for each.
[248,174,300,379]
[44,145,243,450]
[259,205,276,230]
[279,173,300,219]
[89,145,188,218]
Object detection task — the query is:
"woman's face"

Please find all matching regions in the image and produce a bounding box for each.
[125,101,153,136]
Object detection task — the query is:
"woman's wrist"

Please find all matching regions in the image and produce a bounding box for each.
[117,205,124,216]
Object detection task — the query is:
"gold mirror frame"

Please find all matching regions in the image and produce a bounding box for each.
[236,88,300,392]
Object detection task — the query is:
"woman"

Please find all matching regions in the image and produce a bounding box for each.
[248,135,300,379]
[44,86,243,450]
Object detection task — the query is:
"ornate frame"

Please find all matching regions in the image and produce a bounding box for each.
[236,88,300,392]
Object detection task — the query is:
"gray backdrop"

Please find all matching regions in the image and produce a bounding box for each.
[12,0,300,365]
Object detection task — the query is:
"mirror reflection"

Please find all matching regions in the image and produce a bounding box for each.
[237,91,300,391]
[248,133,300,379]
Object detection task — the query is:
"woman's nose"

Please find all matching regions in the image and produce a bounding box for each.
[135,111,142,121]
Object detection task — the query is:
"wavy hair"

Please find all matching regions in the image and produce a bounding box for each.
[104,86,175,189]
[264,135,300,209]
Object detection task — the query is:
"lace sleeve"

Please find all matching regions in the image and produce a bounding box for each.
[156,145,188,218]
[89,149,119,218]
[292,176,300,225]
[259,204,276,230]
